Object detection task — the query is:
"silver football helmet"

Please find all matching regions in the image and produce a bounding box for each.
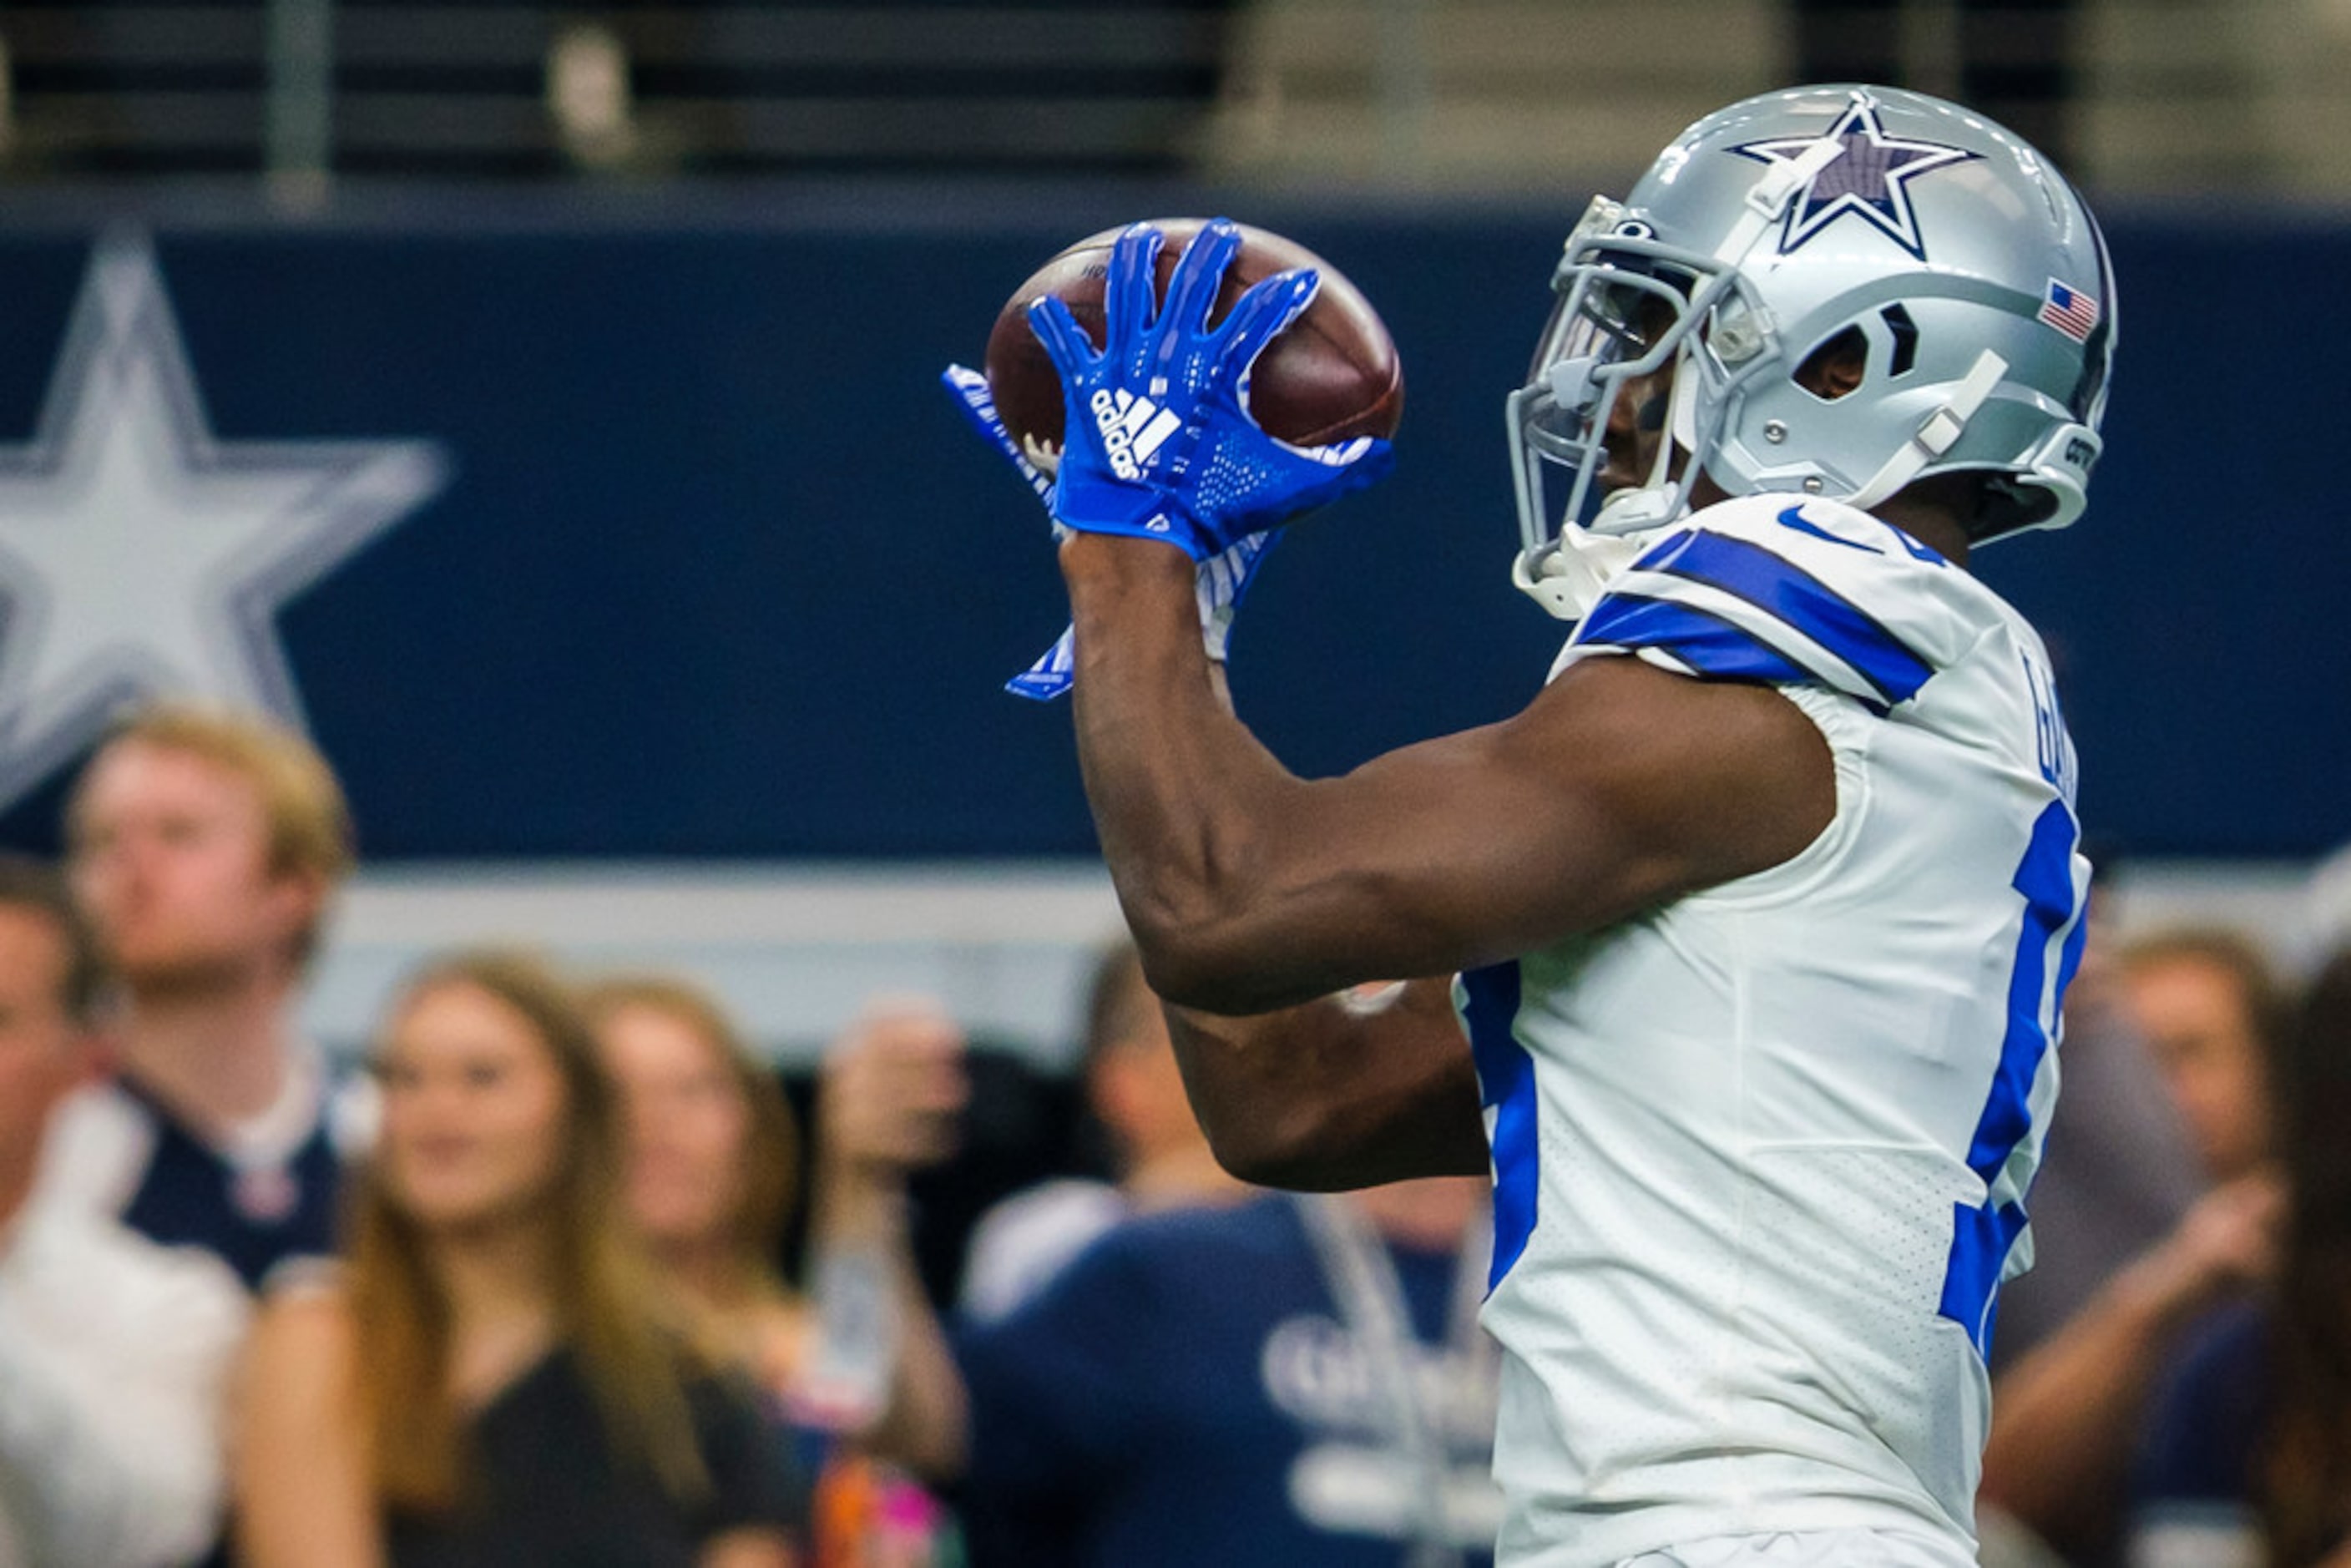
[1509,84,2116,619]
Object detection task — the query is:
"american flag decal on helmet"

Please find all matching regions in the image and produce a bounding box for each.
[2039,280,2101,342]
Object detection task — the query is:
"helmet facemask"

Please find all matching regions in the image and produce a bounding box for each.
[1505,200,1777,620]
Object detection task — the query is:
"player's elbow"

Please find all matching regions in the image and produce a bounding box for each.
[1202,1130,1356,1193]
[1119,792,1359,1011]
[1130,928,1297,1016]
[1135,890,1408,1014]
[1195,1098,1445,1193]
[1173,1072,1337,1191]
[1131,939,1221,1013]
[1115,863,1264,1010]
[1205,1134,1301,1190]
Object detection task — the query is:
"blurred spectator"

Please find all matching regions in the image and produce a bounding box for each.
[958,940,1249,1322]
[547,22,645,174]
[798,999,970,1568]
[1980,897,2254,1566]
[817,1000,1501,1568]
[589,973,951,1568]
[1985,1171,2283,1565]
[590,975,813,1399]
[45,706,358,1290]
[2128,948,2351,1565]
[234,949,801,1567]
[889,1042,1090,1312]
[2119,928,2288,1186]
[0,854,247,1568]
[1990,880,2207,1367]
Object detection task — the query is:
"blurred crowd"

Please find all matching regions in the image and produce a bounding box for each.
[0,703,1499,1568]
[0,700,2345,1568]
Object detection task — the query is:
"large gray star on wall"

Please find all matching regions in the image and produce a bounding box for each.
[0,234,450,811]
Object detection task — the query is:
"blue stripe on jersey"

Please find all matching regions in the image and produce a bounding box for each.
[1639,528,1936,706]
[1942,1201,2031,1360]
[1939,799,2084,1356]
[1462,961,1536,1293]
[1577,594,1819,689]
[1965,802,2083,1181]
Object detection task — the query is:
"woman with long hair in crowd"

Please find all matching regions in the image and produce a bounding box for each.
[2131,947,2351,1565]
[589,975,956,1568]
[588,976,811,1398]
[235,949,802,1567]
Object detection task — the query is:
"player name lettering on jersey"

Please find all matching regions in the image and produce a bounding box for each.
[2020,649,2078,802]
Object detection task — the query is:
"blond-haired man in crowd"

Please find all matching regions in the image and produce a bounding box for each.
[42,704,358,1289]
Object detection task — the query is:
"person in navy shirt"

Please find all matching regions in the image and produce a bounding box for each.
[957,1183,1499,1568]
[814,1002,1500,1568]
[43,705,360,1290]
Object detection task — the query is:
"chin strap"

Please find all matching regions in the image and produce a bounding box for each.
[1512,496,1680,621]
[1514,536,1633,621]
[1846,348,2008,511]
[1514,352,1700,622]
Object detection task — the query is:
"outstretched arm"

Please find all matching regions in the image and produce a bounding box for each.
[1024,220,1830,1186]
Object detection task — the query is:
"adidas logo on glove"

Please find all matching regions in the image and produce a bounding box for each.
[1091,388,1182,481]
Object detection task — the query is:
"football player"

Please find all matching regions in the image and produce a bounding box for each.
[1009,84,2111,1568]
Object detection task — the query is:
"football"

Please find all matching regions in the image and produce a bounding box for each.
[983,218,1404,466]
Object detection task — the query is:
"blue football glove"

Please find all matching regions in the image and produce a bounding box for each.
[1003,529,1280,700]
[941,361,1055,506]
[1026,218,1393,560]
[941,363,1283,701]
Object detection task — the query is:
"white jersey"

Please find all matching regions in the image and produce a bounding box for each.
[1462,494,2088,1567]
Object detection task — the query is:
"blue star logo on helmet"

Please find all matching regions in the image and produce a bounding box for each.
[1729,95,1980,260]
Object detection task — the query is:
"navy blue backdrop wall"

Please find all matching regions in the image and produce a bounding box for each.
[0,199,2338,862]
